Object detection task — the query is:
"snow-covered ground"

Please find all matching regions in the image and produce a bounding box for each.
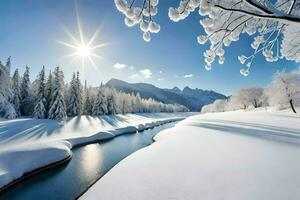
[0,141,71,189]
[81,108,300,200]
[0,113,189,146]
[0,112,190,190]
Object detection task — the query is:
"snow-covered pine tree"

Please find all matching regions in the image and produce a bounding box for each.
[92,85,108,116]
[67,72,77,116]
[20,66,34,116]
[83,80,93,115]
[67,72,82,116]
[76,71,83,113]
[33,66,47,118]
[0,58,12,103]
[45,70,54,112]
[135,93,143,113]
[11,69,21,116]
[48,66,67,120]
[107,92,117,115]
[0,57,16,119]
[119,92,132,114]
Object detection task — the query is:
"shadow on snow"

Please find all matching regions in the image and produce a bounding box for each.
[187,119,300,145]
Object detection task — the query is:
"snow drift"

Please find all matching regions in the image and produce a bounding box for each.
[0,141,71,190]
[81,109,300,200]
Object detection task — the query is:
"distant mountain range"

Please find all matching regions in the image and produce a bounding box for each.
[106,78,227,111]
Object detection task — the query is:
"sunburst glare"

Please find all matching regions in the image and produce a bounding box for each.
[57,2,107,72]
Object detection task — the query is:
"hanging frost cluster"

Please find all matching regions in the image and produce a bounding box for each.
[168,0,201,22]
[115,0,160,42]
[115,0,300,76]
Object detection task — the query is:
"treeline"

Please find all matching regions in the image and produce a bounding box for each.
[0,57,188,119]
[202,68,300,114]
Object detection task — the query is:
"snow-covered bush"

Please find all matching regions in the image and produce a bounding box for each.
[201,99,226,113]
[202,87,264,113]
[264,68,300,113]
[227,88,264,110]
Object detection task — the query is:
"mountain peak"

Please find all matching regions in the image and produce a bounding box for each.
[106,78,126,84]
[172,86,181,92]
[106,79,226,111]
[183,86,192,92]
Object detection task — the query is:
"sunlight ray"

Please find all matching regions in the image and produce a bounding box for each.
[75,1,85,45]
[81,57,85,72]
[90,52,105,60]
[87,26,101,47]
[90,42,108,50]
[62,52,79,58]
[87,55,97,67]
[58,1,107,71]
[62,25,80,45]
[87,56,100,72]
[56,40,78,49]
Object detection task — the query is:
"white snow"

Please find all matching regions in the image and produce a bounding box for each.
[81,109,300,200]
[0,141,71,189]
[0,113,189,146]
[0,112,189,190]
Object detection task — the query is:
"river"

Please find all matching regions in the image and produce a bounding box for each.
[0,122,177,200]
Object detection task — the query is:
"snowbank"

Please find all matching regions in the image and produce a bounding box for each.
[0,141,71,190]
[68,117,185,147]
[0,112,190,191]
[0,113,189,146]
[81,109,300,200]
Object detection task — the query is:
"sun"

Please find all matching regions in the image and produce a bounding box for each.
[57,2,107,71]
[76,45,91,57]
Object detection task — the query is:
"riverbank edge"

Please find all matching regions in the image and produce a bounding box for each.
[75,119,183,200]
[0,154,72,193]
[0,116,186,193]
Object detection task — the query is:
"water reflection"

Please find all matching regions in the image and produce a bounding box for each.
[0,122,176,200]
[77,144,103,183]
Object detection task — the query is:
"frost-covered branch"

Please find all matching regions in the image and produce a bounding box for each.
[115,0,160,42]
[214,4,300,24]
[114,0,300,76]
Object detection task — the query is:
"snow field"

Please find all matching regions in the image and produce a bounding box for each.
[0,113,189,191]
[81,109,300,200]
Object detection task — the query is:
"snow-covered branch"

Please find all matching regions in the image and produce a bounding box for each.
[115,0,160,42]
[115,0,300,75]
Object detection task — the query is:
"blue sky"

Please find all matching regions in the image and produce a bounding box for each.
[0,0,298,95]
